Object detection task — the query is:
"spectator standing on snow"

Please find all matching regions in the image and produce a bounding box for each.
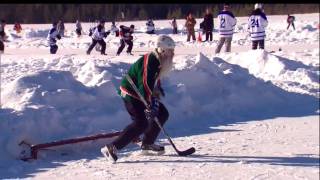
[47,22,61,54]
[75,20,82,37]
[203,8,214,42]
[287,14,296,30]
[116,24,135,56]
[0,20,7,54]
[171,17,178,34]
[185,12,196,42]
[86,20,110,55]
[101,35,176,163]
[215,3,237,53]
[248,3,268,50]
[13,22,22,34]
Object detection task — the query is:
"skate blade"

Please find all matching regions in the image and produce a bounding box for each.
[140,150,165,156]
[101,147,116,164]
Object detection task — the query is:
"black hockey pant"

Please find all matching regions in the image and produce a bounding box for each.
[287,22,295,30]
[205,31,213,41]
[112,98,169,150]
[50,45,58,54]
[252,40,265,50]
[0,41,4,52]
[76,29,81,36]
[173,27,178,34]
[87,39,106,54]
[117,39,133,55]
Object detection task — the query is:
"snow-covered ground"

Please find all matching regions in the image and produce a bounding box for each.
[0,13,319,179]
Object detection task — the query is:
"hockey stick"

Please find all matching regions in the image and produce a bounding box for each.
[125,74,195,156]
[238,33,250,46]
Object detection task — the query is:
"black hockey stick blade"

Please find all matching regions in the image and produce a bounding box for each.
[177,147,196,156]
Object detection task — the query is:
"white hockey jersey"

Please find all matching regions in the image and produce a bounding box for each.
[92,25,106,40]
[110,25,119,33]
[248,10,268,41]
[146,20,155,33]
[217,11,237,38]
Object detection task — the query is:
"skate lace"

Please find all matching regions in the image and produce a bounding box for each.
[111,145,118,154]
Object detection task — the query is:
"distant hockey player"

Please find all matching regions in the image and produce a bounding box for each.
[88,20,99,37]
[116,24,135,56]
[13,22,22,34]
[110,21,120,37]
[101,35,176,163]
[287,14,296,30]
[215,3,237,54]
[0,20,7,54]
[86,20,110,55]
[75,20,82,37]
[146,19,155,34]
[170,17,178,34]
[185,12,196,42]
[57,20,65,37]
[248,3,268,50]
[47,22,61,54]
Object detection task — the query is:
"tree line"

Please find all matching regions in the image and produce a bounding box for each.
[0,4,318,24]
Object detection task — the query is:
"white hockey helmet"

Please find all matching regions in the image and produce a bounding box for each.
[156,35,175,52]
[254,3,263,10]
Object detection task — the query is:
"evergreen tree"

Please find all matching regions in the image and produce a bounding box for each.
[0,4,318,24]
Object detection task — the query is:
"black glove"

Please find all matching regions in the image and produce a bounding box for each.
[144,97,160,121]
[153,86,165,99]
[104,31,110,37]
[89,30,93,36]
[56,35,61,40]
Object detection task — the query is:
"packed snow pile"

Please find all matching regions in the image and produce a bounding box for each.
[218,49,319,97]
[0,50,318,162]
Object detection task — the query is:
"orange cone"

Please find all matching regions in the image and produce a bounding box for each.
[197,32,202,42]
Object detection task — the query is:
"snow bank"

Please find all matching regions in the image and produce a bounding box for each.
[218,50,319,97]
[166,52,318,126]
[0,51,318,162]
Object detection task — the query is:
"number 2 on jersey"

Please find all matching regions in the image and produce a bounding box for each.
[220,17,225,28]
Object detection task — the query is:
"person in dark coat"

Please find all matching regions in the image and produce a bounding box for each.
[203,8,214,41]
[0,20,7,54]
[287,14,296,30]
